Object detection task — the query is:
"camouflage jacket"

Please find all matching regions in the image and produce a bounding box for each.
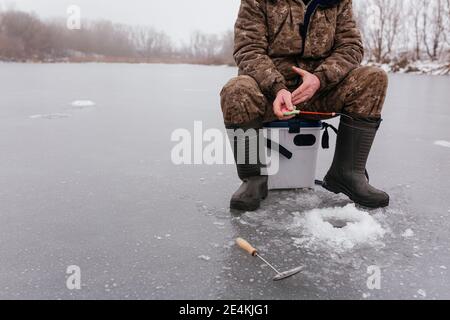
[233,0,364,98]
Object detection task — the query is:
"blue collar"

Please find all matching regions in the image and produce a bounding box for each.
[299,0,340,56]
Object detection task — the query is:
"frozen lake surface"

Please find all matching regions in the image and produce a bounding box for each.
[0,63,449,299]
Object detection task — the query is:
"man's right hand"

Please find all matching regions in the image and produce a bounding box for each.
[273,89,296,120]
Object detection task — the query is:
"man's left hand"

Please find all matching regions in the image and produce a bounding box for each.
[291,66,321,106]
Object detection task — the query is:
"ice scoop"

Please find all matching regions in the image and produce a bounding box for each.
[236,238,303,281]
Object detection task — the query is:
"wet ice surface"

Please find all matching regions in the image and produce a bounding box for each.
[0,64,449,299]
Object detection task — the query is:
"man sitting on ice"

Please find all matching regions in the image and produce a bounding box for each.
[221,0,389,211]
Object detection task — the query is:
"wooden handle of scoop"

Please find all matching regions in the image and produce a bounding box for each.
[236,238,258,256]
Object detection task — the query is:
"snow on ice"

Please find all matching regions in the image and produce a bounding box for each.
[402,229,415,238]
[198,255,211,261]
[417,289,427,298]
[71,100,96,108]
[291,204,386,252]
[29,113,72,119]
[434,140,450,148]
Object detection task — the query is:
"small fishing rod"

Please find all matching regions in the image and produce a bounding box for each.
[283,109,353,120]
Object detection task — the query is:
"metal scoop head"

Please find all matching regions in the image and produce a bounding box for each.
[235,238,304,282]
[272,266,303,281]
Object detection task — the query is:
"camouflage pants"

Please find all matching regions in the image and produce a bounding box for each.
[220,66,388,126]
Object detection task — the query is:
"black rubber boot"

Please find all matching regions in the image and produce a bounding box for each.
[227,124,268,212]
[322,116,390,208]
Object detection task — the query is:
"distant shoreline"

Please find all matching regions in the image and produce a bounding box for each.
[1,58,449,76]
[0,56,235,67]
[366,61,450,76]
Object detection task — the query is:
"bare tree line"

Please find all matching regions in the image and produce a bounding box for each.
[0,2,449,70]
[355,0,450,66]
[0,9,234,64]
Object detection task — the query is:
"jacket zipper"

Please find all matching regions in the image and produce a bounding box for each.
[299,0,321,57]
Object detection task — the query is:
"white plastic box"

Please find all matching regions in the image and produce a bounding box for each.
[264,120,322,190]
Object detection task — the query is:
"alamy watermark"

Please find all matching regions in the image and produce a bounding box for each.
[170,121,281,175]
[67,5,81,30]
[66,265,81,290]
[366,265,381,290]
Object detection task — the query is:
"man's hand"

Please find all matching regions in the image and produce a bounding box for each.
[273,89,295,120]
[291,66,321,105]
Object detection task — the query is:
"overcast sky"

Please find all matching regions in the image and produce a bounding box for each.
[0,0,242,43]
[1,0,396,43]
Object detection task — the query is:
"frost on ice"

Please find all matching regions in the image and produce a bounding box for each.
[417,289,427,298]
[29,113,72,119]
[198,255,211,261]
[71,100,96,109]
[434,140,450,148]
[291,204,386,252]
[402,229,415,238]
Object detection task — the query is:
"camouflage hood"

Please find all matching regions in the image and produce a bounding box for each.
[233,0,363,98]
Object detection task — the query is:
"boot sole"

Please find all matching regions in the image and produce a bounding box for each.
[322,177,389,209]
[230,186,268,212]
